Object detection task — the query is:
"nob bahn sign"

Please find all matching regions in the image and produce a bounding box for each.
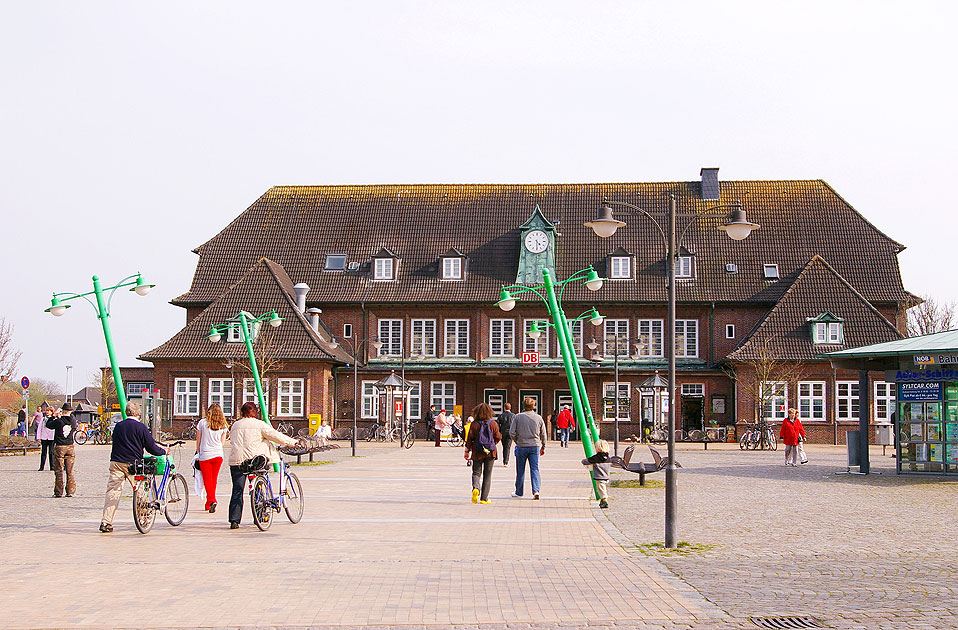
[521,351,540,365]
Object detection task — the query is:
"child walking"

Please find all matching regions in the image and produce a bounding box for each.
[582,439,611,509]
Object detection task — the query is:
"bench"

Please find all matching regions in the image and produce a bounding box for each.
[609,445,681,486]
[685,429,721,450]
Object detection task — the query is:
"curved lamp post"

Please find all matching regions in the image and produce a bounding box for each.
[45,273,155,416]
[207,310,282,428]
[497,266,606,497]
[586,193,759,548]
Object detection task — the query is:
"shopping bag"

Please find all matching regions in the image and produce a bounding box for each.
[192,454,205,497]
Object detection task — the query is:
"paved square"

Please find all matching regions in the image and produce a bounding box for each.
[2,440,954,629]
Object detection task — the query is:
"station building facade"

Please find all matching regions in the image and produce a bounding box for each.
[140,169,914,443]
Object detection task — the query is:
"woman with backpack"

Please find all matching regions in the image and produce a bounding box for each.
[464,403,501,504]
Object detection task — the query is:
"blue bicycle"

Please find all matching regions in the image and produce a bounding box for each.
[246,453,304,531]
[130,440,189,534]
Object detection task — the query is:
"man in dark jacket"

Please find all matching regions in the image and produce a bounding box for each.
[496,403,516,467]
[46,404,77,497]
[424,405,436,440]
[99,401,167,533]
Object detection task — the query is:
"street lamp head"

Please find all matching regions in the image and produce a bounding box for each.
[588,308,605,326]
[527,321,542,340]
[718,204,760,241]
[45,295,70,317]
[584,268,604,292]
[268,312,283,328]
[130,274,155,296]
[584,204,626,238]
[590,352,604,363]
[372,339,384,350]
[586,341,599,351]
[207,326,222,343]
[496,288,516,312]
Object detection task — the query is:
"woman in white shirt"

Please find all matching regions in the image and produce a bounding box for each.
[196,403,229,513]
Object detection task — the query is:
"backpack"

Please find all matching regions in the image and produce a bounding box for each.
[477,420,496,455]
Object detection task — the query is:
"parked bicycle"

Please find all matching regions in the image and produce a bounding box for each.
[276,420,295,436]
[130,440,189,534]
[74,425,111,445]
[179,419,199,440]
[245,452,304,531]
[363,421,391,442]
[399,420,415,449]
[739,420,778,451]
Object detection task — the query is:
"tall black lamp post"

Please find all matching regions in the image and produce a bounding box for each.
[585,193,759,548]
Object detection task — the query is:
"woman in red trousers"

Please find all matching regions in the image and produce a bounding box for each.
[196,403,229,512]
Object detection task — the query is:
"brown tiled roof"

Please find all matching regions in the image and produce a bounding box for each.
[173,180,908,307]
[727,256,902,362]
[141,258,351,362]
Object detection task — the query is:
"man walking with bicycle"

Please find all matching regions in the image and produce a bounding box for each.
[99,401,167,533]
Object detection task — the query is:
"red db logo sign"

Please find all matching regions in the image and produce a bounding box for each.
[521,352,540,365]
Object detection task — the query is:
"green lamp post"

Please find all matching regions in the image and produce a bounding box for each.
[496,266,606,496]
[206,310,283,427]
[45,273,155,417]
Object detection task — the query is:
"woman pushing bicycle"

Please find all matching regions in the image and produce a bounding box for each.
[227,401,299,529]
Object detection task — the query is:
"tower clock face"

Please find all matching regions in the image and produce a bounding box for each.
[524,229,549,254]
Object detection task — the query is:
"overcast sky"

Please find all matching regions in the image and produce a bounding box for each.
[3,1,955,392]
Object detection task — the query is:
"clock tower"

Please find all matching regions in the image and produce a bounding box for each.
[516,205,557,285]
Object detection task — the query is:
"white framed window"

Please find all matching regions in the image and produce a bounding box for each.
[277,378,304,416]
[343,323,353,338]
[174,378,200,416]
[725,324,735,339]
[609,256,631,279]
[126,382,153,397]
[490,319,515,357]
[681,383,705,397]
[570,320,584,357]
[324,254,347,271]
[836,381,859,420]
[603,382,631,421]
[431,381,456,412]
[763,263,780,280]
[444,319,469,357]
[378,319,403,357]
[373,257,395,280]
[406,381,422,419]
[798,381,826,421]
[874,381,896,423]
[604,319,629,356]
[524,319,549,357]
[675,256,694,278]
[361,381,379,418]
[208,378,234,416]
[637,319,664,357]
[675,319,698,357]
[242,378,270,407]
[761,381,788,421]
[441,257,463,280]
[813,322,844,344]
[411,319,436,357]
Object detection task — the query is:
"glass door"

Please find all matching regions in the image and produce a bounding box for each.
[899,400,944,473]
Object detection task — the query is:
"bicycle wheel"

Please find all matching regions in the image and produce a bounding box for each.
[164,473,190,526]
[364,426,375,442]
[74,430,88,445]
[133,478,157,534]
[284,472,304,523]
[250,476,272,531]
[767,430,778,451]
[403,428,415,449]
[739,431,748,450]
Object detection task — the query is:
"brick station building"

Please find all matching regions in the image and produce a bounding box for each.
[140,168,913,442]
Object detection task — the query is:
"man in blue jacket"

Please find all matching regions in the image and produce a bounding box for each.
[98,401,166,533]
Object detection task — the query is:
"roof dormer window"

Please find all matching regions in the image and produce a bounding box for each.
[807,312,844,345]
[609,256,632,279]
[675,255,694,279]
[440,248,466,281]
[324,254,347,271]
[763,263,780,280]
[371,247,398,281]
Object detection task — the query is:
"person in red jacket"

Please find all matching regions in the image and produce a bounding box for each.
[779,407,807,466]
[556,405,574,447]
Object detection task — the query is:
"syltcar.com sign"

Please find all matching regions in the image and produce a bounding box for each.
[898,381,942,402]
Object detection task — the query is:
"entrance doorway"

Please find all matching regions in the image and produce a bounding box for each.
[554,389,575,441]
[681,396,704,434]
[484,389,507,415]
[519,389,542,415]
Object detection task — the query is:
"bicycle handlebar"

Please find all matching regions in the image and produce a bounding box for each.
[158,440,186,448]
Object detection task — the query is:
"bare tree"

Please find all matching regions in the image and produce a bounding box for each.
[907,295,957,337]
[91,367,117,432]
[0,318,22,385]
[725,335,809,423]
[231,327,285,415]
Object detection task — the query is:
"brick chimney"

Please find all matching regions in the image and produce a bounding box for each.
[700,167,720,200]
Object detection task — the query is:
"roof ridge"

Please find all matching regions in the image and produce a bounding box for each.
[818,180,906,252]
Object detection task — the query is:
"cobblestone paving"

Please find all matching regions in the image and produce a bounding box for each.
[2,439,953,629]
[601,442,958,630]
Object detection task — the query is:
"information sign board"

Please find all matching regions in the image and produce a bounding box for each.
[899,381,942,402]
